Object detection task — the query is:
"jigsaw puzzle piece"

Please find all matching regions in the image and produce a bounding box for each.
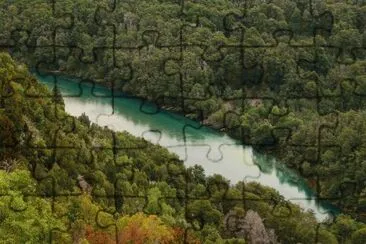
[87,141,150,213]
[95,209,119,242]
[93,0,168,49]
[92,0,175,68]
[1,194,66,243]
[0,170,75,243]
[22,97,78,152]
[185,199,222,233]
[278,0,333,44]
[214,46,265,101]
[4,0,75,70]
[161,48,216,119]
[220,102,281,147]
[222,181,293,242]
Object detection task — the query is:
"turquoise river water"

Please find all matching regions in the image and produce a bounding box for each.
[35,73,339,221]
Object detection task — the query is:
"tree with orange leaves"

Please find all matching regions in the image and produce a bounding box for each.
[117,213,175,244]
[84,225,116,244]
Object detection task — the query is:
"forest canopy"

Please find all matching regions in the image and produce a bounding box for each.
[1,0,366,243]
[0,48,363,243]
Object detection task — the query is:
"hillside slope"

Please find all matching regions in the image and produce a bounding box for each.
[2,0,366,218]
[2,52,366,243]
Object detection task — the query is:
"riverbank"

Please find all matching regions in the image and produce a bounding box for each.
[35,69,326,196]
[34,69,342,221]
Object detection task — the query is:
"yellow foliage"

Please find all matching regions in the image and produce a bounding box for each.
[117,212,175,244]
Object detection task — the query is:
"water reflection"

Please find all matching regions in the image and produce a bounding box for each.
[35,73,339,221]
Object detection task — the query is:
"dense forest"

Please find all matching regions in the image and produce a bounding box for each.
[2,48,366,243]
[1,0,366,243]
[0,51,362,243]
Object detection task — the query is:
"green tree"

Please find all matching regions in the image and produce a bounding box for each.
[0,170,65,243]
[351,228,366,244]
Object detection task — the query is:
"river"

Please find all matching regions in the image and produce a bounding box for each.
[35,73,339,221]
